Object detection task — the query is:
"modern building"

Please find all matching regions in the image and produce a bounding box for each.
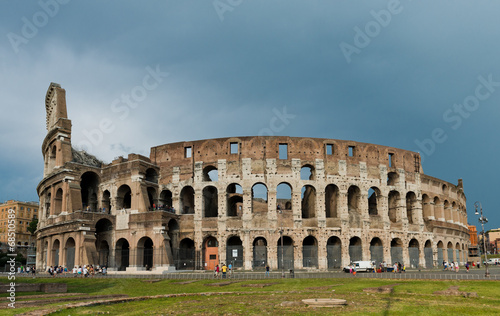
[0,200,39,251]
[36,83,470,273]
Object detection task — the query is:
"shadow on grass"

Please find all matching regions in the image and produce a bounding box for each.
[383,287,395,316]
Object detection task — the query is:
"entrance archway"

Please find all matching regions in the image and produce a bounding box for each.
[203,236,218,270]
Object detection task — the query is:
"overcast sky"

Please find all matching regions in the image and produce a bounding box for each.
[1,1,499,230]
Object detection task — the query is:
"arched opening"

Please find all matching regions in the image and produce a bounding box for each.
[301,185,316,218]
[434,197,444,220]
[252,183,268,213]
[325,184,338,218]
[300,164,315,180]
[437,241,444,265]
[388,191,400,223]
[54,188,63,215]
[52,239,60,266]
[203,165,218,182]
[368,187,380,216]
[387,172,398,186]
[203,236,218,271]
[97,240,109,267]
[180,186,195,214]
[147,187,158,210]
[370,237,383,266]
[348,186,361,227]
[406,192,417,224]
[424,240,433,268]
[422,194,432,219]
[444,200,451,222]
[391,238,403,264]
[227,184,243,217]
[203,186,218,218]
[177,238,195,270]
[43,241,48,268]
[137,237,154,270]
[455,242,461,264]
[102,190,111,213]
[252,237,267,269]
[447,242,454,262]
[116,185,132,209]
[145,168,158,183]
[327,236,341,269]
[277,236,294,270]
[409,239,420,268]
[226,236,243,268]
[95,218,112,267]
[159,190,173,210]
[276,183,292,211]
[45,192,51,218]
[115,238,130,271]
[81,172,100,212]
[302,236,318,268]
[349,237,362,262]
[65,238,75,268]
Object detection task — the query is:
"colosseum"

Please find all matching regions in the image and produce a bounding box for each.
[36,83,470,273]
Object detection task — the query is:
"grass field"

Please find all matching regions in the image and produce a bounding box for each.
[1,276,500,315]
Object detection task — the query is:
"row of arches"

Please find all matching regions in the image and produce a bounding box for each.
[41,170,465,227]
[175,235,468,270]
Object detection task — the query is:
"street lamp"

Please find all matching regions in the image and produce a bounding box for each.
[474,201,490,277]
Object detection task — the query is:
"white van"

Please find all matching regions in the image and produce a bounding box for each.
[343,261,375,273]
[487,258,500,264]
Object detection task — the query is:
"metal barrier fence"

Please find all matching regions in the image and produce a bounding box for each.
[7,270,500,281]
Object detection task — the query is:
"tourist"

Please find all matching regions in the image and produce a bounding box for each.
[214,264,219,278]
[465,262,470,273]
[222,263,228,278]
[102,266,107,275]
[265,265,270,277]
[72,266,77,277]
[455,262,459,273]
[77,266,83,277]
[228,263,232,278]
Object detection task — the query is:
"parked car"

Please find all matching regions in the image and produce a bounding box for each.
[343,261,375,273]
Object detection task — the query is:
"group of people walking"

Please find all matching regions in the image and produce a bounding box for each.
[214,263,232,278]
[47,265,107,277]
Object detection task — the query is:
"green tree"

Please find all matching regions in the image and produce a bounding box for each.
[27,218,38,235]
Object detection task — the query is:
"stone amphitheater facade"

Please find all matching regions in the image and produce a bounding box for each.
[36,83,469,273]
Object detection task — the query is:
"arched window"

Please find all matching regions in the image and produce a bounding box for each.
[227,184,243,217]
[203,166,218,182]
[300,165,315,180]
[117,185,132,209]
[301,185,316,218]
[325,184,339,218]
[388,191,400,223]
[180,186,195,214]
[81,172,100,212]
[368,187,380,216]
[203,186,218,218]
[252,183,268,213]
[277,183,292,211]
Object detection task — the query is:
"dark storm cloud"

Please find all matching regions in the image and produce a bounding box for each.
[1,0,500,229]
